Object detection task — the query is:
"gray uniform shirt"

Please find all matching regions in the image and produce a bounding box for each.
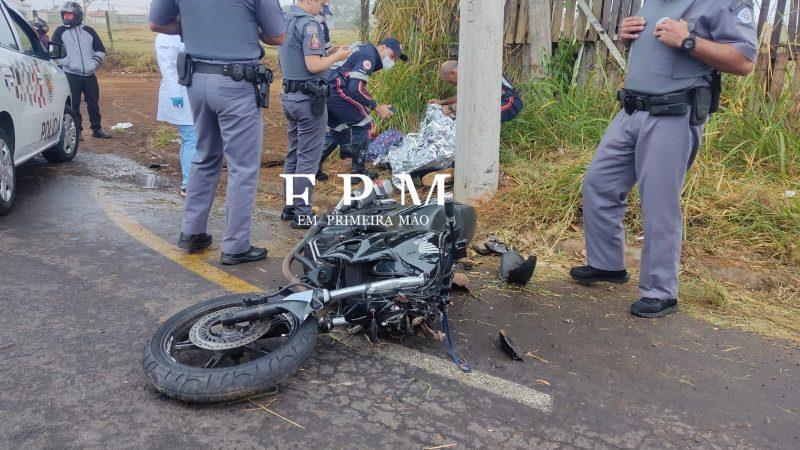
[148,0,285,62]
[278,5,326,81]
[625,0,757,95]
[279,6,326,101]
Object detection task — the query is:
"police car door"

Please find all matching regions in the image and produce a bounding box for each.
[0,4,33,161]
[3,3,56,158]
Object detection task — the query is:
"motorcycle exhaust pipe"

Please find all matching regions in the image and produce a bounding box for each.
[221,274,426,326]
[326,273,427,301]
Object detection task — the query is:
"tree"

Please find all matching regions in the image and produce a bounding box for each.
[359,0,369,42]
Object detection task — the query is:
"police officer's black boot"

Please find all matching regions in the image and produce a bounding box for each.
[350,142,377,181]
[316,141,338,181]
[569,265,630,285]
[630,298,678,318]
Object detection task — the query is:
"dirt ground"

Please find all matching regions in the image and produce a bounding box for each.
[94,71,286,171]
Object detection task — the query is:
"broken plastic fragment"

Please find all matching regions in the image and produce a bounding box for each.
[499,329,524,361]
[500,251,537,285]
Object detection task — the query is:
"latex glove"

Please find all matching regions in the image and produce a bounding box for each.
[375,104,394,120]
[171,97,184,108]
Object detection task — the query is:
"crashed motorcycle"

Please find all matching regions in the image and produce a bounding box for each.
[141,181,476,403]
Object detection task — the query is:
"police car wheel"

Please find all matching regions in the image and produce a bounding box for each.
[42,105,79,163]
[0,130,16,216]
[141,294,319,404]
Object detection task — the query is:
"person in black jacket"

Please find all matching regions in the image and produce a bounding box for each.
[52,2,111,139]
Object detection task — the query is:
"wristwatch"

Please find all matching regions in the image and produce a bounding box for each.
[680,32,697,53]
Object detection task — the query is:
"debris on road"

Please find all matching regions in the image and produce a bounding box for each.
[499,329,524,361]
[483,237,510,255]
[500,251,537,285]
[111,122,134,130]
[525,351,551,364]
[143,174,157,189]
[452,272,471,291]
[246,399,305,429]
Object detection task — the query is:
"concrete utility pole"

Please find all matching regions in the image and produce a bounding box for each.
[453,0,503,202]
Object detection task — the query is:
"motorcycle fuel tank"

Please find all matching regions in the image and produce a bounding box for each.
[321,229,444,276]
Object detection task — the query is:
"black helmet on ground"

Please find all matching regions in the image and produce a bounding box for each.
[60,1,83,27]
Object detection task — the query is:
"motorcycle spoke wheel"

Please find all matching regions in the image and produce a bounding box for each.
[142,294,319,404]
[167,310,297,370]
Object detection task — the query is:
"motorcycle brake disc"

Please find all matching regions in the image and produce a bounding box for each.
[189,307,274,351]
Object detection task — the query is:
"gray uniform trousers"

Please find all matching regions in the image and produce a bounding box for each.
[182,73,264,255]
[281,93,327,216]
[583,109,704,300]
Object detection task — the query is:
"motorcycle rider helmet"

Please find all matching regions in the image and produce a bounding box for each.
[29,17,49,34]
[60,1,83,27]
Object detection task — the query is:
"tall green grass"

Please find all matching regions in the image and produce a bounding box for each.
[367,16,800,266]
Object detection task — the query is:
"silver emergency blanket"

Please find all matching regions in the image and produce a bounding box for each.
[377,104,456,187]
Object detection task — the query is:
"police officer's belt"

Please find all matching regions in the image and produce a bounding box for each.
[283,79,329,95]
[618,89,692,116]
[192,62,258,82]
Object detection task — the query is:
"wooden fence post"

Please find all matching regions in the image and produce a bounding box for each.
[104,11,114,49]
[757,0,772,40]
[527,0,552,79]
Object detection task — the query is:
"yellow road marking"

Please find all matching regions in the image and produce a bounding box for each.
[96,187,260,293]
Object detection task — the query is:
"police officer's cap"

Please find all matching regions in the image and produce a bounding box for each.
[379,38,409,62]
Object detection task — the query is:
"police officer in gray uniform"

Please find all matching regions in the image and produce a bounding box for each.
[570,0,757,318]
[278,0,349,229]
[148,0,285,265]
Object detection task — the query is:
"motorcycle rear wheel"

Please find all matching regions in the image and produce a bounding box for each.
[141,294,318,404]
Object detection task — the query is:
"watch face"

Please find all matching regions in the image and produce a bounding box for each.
[683,37,696,51]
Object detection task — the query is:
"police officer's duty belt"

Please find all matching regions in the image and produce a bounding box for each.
[618,89,692,116]
[192,61,259,83]
[283,79,329,96]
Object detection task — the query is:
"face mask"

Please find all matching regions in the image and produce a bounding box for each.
[381,55,395,71]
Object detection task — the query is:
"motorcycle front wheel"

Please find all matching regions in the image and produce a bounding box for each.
[141,294,318,404]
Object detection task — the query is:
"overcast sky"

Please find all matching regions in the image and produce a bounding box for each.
[24,0,297,15]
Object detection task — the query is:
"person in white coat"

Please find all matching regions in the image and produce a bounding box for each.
[155,33,196,196]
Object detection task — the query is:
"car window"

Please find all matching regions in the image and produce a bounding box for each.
[0,9,18,51]
[7,9,39,56]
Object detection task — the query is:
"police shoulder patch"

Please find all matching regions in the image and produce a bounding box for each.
[309,33,322,49]
[363,60,372,70]
[736,7,753,24]
[729,0,754,13]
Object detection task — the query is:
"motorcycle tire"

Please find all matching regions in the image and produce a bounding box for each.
[141,294,318,404]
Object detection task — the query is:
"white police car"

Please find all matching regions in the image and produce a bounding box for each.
[0,0,77,215]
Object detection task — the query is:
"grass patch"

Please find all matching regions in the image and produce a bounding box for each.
[151,125,179,148]
[370,4,800,342]
[682,273,800,344]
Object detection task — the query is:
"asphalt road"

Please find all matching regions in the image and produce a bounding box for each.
[1,149,798,449]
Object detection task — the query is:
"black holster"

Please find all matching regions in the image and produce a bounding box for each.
[691,86,713,126]
[255,64,274,109]
[300,82,330,117]
[177,52,193,87]
[709,70,722,114]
